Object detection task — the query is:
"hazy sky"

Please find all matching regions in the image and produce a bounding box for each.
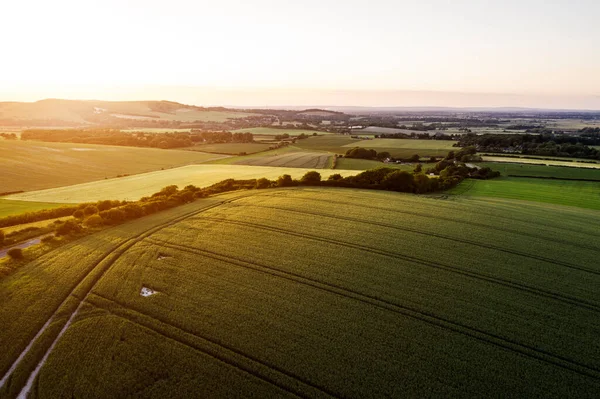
[1,0,599,108]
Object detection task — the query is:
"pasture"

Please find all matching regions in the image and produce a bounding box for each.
[5,165,358,203]
[335,158,414,171]
[482,155,600,167]
[1,188,599,397]
[343,139,457,158]
[450,177,600,210]
[0,140,226,193]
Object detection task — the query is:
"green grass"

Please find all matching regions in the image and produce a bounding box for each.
[480,162,600,180]
[5,165,359,203]
[293,135,362,152]
[232,127,325,136]
[343,139,457,158]
[450,177,600,210]
[2,188,600,397]
[186,142,272,155]
[0,140,226,193]
[0,200,68,218]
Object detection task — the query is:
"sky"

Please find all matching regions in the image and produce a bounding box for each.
[1,0,599,109]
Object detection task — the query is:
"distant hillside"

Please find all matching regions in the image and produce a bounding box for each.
[0,99,260,126]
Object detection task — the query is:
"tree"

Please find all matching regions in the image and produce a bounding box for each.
[328,173,343,181]
[407,154,420,162]
[414,164,423,173]
[84,215,103,227]
[0,229,4,245]
[73,210,84,219]
[376,151,391,161]
[83,205,99,217]
[301,171,321,184]
[7,248,24,260]
[382,171,415,192]
[255,178,272,189]
[277,174,294,187]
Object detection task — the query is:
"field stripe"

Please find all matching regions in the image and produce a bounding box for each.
[189,215,600,314]
[2,193,257,397]
[86,293,336,399]
[238,203,600,277]
[145,238,600,381]
[254,192,600,251]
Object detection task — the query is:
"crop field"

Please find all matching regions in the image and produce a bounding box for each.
[344,138,456,153]
[480,163,600,180]
[482,155,600,167]
[234,151,332,169]
[186,142,272,155]
[335,158,414,171]
[450,177,600,210]
[232,127,325,136]
[0,140,227,192]
[0,200,67,218]
[5,165,358,203]
[293,135,363,152]
[1,188,599,397]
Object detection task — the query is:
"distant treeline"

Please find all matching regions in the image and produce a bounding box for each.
[457,133,600,160]
[375,133,458,140]
[21,129,254,149]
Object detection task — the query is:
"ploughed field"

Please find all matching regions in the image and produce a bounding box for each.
[1,188,599,397]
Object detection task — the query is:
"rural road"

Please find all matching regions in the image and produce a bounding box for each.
[0,235,51,258]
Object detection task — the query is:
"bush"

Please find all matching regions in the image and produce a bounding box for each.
[55,220,82,236]
[41,235,55,244]
[300,171,321,184]
[7,248,24,260]
[255,178,272,189]
[0,229,4,245]
[73,210,84,219]
[277,174,294,187]
[328,174,343,181]
[83,205,99,217]
[84,215,103,227]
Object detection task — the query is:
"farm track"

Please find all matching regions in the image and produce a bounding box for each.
[86,293,335,399]
[235,203,600,278]
[1,193,257,398]
[256,193,600,249]
[145,237,600,381]
[186,215,600,313]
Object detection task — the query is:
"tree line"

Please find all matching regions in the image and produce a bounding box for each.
[21,129,254,149]
[457,133,600,160]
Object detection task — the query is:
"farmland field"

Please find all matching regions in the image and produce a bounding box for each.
[480,162,600,180]
[0,140,227,192]
[232,127,325,136]
[0,200,67,218]
[293,135,363,152]
[482,155,600,167]
[186,142,272,155]
[450,177,600,210]
[234,151,332,168]
[341,138,457,158]
[1,188,599,397]
[335,158,414,171]
[5,165,358,203]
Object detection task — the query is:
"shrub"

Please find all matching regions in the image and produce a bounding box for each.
[84,215,103,227]
[55,220,82,236]
[328,174,343,181]
[73,210,84,219]
[41,235,55,244]
[7,248,24,260]
[277,174,294,187]
[300,171,321,184]
[255,178,272,189]
[83,205,99,217]
[0,229,4,245]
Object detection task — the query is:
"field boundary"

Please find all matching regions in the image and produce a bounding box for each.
[507,175,600,182]
[146,238,600,380]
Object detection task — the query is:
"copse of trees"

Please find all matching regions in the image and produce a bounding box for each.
[345,147,378,160]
